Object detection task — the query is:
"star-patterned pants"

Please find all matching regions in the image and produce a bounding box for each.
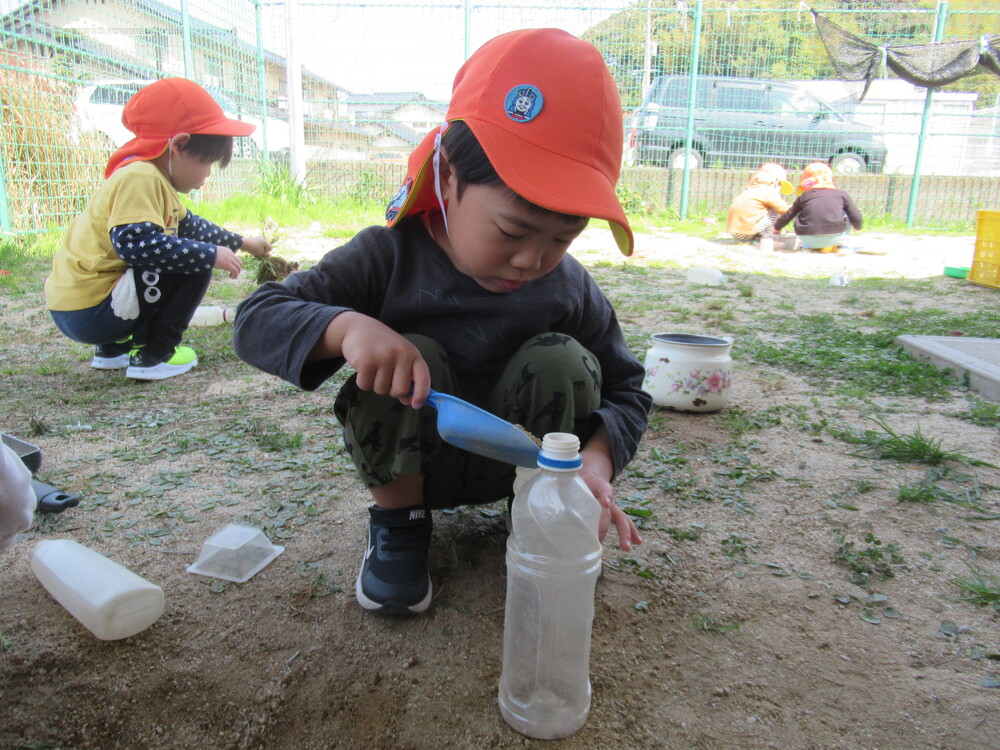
[333,333,602,509]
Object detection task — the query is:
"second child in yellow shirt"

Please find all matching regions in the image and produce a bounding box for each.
[45,78,271,381]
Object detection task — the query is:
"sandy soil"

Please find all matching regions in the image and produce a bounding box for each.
[1,226,998,750]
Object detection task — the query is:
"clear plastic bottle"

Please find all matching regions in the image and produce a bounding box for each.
[188,305,232,326]
[32,539,165,640]
[498,432,602,739]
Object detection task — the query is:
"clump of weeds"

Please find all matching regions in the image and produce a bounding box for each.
[951,561,1000,612]
[836,415,995,467]
[693,613,742,633]
[834,530,904,588]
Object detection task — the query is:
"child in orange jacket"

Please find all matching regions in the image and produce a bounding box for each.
[726,163,792,243]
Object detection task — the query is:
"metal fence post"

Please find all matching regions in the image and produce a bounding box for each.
[679,0,703,220]
[0,98,10,234]
[906,1,948,227]
[0,161,10,235]
[285,0,306,182]
[180,0,194,78]
[255,0,269,156]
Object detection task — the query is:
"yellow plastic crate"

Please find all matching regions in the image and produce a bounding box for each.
[970,209,1000,289]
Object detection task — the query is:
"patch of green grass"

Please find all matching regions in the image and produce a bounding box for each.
[692,613,742,633]
[721,534,754,562]
[834,531,904,588]
[663,526,701,542]
[738,313,960,399]
[716,406,782,435]
[950,397,1000,428]
[897,480,946,504]
[608,557,661,580]
[951,562,1000,611]
[873,306,1000,338]
[896,466,989,508]
[252,160,317,207]
[835,415,994,467]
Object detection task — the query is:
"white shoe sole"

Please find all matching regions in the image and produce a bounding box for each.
[91,354,130,369]
[126,356,198,381]
[355,568,432,615]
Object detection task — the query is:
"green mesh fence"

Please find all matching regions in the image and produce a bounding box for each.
[2,0,999,235]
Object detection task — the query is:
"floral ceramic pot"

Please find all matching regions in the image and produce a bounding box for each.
[642,333,733,412]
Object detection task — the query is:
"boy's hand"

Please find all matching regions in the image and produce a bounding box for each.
[337,314,432,407]
[241,236,272,257]
[580,468,643,551]
[214,246,243,279]
[580,426,642,551]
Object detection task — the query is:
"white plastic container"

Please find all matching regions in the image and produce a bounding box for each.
[187,524,284,583]
[499,433,602,740]
[829,273,851,286]
[32,539,165,640]
[685,267,728,285]
[189,305,232,326]
[758,234,774,253]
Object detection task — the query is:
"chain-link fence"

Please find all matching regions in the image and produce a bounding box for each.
[2,0,999,235]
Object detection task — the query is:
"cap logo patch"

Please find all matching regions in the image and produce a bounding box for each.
[505,85,543,123]
[385,177,413,223]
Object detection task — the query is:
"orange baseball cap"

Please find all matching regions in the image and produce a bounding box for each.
[385,28,634,256]
[105,78,256,178]
[797,162,836,194]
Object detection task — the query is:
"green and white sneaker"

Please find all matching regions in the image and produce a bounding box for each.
[91,339,134,370]
[125,346,198,381]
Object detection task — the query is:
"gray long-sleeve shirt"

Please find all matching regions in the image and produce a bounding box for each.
[232,218,650,477]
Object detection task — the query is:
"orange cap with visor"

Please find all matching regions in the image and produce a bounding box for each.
[104,77,256,179]
[385,28,634,256]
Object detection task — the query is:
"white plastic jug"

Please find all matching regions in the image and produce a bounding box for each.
[189,305,232,326]
[685,267,728,285]
[499,433,601,739]
[32,539,165,640]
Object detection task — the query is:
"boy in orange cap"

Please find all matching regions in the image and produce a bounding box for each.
[234,29,649,615]
[45,78,271,380]
[773,162,863,253]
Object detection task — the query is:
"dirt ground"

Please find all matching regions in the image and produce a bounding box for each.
[1,226,998,750]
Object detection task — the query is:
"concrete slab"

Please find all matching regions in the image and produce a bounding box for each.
[896,335,1000,403]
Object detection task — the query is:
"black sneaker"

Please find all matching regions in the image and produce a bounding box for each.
[355,505,432,616]
[91,339,134,370]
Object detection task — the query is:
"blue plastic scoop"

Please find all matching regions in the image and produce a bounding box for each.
[424,388,541,468]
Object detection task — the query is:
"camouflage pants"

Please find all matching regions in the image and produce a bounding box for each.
[333,333,601,509]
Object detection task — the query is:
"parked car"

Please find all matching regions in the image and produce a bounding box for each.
[627,75,887,174]
[72,79,290,159]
